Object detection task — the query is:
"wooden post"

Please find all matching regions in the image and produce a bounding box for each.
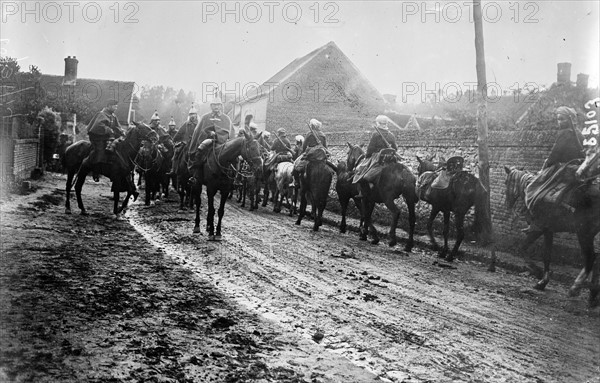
[473,0,495,254]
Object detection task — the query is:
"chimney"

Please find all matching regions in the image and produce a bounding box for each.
[576,73,589,90]
[557,62,571,85]
[63,56,78,86]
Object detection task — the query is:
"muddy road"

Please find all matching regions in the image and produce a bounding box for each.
[130,188,599,383]
[1,173,598,382]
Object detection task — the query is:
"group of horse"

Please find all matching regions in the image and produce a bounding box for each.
[61,121,600,305]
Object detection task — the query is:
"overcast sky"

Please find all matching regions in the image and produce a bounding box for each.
[3,1,599,103]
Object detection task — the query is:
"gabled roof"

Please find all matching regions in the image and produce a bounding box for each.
[38,74,135,124]
[238,41,383,105]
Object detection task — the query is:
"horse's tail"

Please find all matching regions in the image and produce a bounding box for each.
[473,176,493,244]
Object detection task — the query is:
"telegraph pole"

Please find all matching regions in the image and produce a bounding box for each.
[473,0,494,251]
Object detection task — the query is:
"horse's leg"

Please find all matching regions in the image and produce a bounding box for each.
[383,198,400,247]
[74,169,88,216]
[215,189,228,240]
[534,231,553,290]
[405,199,416,252]
[353,197,364,231]
[339,195,350,233]
[588,258,600,307]
[261,178,269,207]
[427,207,441,251]
[193,183,202,234]
[439,210,451,259]
[569,230,596,297]
[447,212,466,262]
[207,189,216,239]
[65,170,75,214]
[295,187,307,226]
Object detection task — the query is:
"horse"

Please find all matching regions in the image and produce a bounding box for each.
[134,141,164,206]
[295,150,336,231]
[192,130,263,240]
[273,161,297,216]
[504,165,599,304]
[172,142,194,210]
[359,152,418,251]
[64,122,156,218]
[416,156,489,261]
[335,143,366,233]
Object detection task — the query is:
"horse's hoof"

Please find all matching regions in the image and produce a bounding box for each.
[445,255,454,263]
[533,282,547,291]
[388,239,397,247]
[568,285,581,297]
[340,227,346,234]
[589,288,600,308]
[193,227,201,234]
[214,235,222,241]
[133,192,139,202]
[80,211,88,216]
[404,243,413,253]
[312,225,319,231]
[371,238,380,245]
[295,220,301,226]
[65,208,71,214]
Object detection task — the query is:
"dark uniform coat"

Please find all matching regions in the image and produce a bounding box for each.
[87,108,123,164]
[188,112,232,169]
[271,136,292,154]
[173,120,197,144]
[302,131,326,152]
[545,128,584,168]
[366,128,397,157]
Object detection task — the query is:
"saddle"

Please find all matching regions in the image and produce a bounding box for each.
[431,156,464,189]
[525,162,584,213]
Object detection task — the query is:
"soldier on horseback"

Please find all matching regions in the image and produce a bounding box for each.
[352,115,398,197]
[293,118,336,178]
[265,128,294,174]
[523,106,586,233]
[169,104,199,176]
[188,96,232,183]
[87,99,123,182]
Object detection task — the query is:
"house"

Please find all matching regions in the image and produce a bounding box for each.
[229,41,386,134]
[38,56,137,138]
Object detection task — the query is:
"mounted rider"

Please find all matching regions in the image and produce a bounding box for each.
[352,115,398,195]
[170,104,200,175]
[293,118,335,178]
[188,95,232,182]
[86,99,124,182]
[523,106,586,233]
[265,128,294,173]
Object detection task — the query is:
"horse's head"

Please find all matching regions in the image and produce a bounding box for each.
[576,146,599,181]
[346,142,364,171]
[241,130,263,170]
[130,121,158,145]
[416,154,441,175]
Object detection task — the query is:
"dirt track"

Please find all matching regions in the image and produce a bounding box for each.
[130,182,600,383]
[1,173,599,382]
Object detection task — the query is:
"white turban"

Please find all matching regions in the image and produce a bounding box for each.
[309,118,322,129]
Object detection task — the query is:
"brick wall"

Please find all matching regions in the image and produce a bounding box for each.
[13,139,40,180]
[313,125,595,256]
